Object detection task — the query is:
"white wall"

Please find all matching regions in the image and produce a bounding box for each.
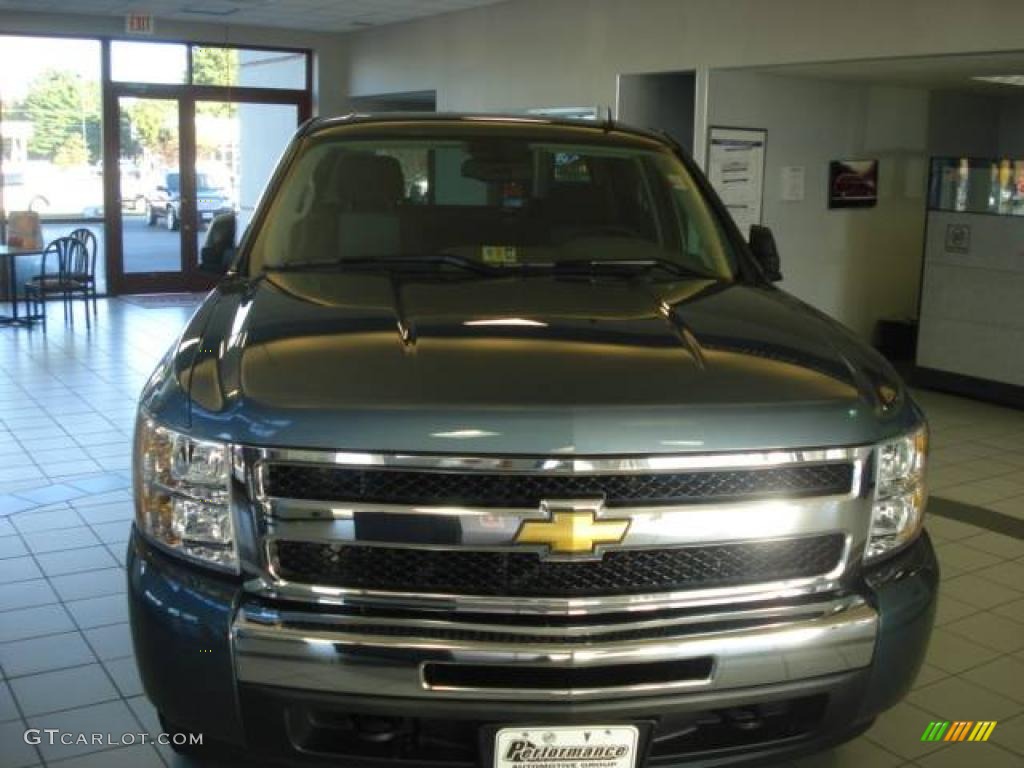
[339,0,1024,117]
[708,71,929,339]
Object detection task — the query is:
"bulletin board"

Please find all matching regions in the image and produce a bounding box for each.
[706,126,767,239]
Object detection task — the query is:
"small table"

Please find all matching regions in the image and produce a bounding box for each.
[0,245,44,326]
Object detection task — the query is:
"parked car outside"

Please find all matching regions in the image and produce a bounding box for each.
[1,164,103,218]
[146,170,234,230]
[130,114,936,768]
[119,162,147,212]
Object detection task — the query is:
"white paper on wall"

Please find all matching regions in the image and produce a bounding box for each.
[780,166,805,202]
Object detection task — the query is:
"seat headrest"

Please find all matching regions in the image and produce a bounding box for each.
[327,152,405,210]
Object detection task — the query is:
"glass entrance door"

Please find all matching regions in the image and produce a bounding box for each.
[116,95,186,285]
[111,93,302,293]
[105,40,309,294]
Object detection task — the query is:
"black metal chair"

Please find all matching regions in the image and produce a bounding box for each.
[68,227,99,315]
[24,237,88,326]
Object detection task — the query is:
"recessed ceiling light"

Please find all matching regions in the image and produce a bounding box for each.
[972,75,1024,86]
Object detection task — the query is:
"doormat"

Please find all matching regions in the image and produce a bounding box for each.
[119,293,207,308]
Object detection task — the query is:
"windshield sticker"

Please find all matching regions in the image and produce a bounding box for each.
[482,245,518,266]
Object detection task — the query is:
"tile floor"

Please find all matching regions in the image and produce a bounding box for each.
[0,299,1022,767]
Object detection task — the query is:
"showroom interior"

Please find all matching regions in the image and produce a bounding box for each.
[1,0,1024,767]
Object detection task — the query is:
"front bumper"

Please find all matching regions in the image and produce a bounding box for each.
[128,529,937,766]
[231,595,877,702]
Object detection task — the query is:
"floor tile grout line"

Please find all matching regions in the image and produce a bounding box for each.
[7,510,93,539]
[41,744,142,768]
[0,416,156,764]
[0,559,126,584]
[4,535,111,560]
[0,593,48,767]
[0,519,139,751]
[920,646,1024,701]
[38,737,158,768]
[0,585,127,616]
[856,725,917,764]
[15,691,126,720]
[0,650,134,681]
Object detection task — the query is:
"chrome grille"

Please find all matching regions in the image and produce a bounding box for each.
[248,446,870,613]
[271,535,846,597]
[240,446,876,703]
[264,462,854,507]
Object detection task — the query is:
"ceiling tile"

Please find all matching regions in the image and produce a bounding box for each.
[0,0,507,32]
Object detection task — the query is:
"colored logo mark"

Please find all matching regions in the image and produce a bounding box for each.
[921,721,997,742]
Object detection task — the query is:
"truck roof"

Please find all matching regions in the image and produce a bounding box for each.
[304,111,679,151]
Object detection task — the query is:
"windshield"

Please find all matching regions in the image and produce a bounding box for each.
[165,172,220,191]
[249,131,739,279]
[195,173,219,191]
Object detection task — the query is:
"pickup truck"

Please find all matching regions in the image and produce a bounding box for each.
[129,114,936,767]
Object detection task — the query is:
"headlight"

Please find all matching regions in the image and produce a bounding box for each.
[865,426,928,563]
[133,415,238,572]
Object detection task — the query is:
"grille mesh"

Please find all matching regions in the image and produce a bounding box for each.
[272,535,845,597]
[264,463,853,507]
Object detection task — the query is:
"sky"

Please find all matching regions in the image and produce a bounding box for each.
[0,36,189,101]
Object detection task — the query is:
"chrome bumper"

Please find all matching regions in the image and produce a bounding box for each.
[231,594,878,702]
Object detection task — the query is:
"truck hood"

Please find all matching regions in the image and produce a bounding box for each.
[182,273,915,453]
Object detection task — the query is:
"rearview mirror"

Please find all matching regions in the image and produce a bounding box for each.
[749,224,782,282]
[200,212,236,275]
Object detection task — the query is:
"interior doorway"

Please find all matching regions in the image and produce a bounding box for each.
[617,71,697,154]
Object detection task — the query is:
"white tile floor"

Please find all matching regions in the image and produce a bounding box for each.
[0,298,1022,767]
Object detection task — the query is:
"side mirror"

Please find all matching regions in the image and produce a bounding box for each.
[156,186,167,195]
[749,224,782,282]
[200,212,236,275]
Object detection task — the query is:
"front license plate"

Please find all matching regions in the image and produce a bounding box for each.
[495,725,638,768]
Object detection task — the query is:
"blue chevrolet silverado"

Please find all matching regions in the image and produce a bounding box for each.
[129,114,936,767]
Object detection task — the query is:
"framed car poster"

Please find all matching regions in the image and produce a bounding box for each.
[706,126,766,240]
[828,159,878,208]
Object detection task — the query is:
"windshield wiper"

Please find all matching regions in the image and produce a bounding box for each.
[264,253,500,276]
[550,258,711,279]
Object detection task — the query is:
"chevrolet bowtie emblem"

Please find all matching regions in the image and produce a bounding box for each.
[515,501,629,556]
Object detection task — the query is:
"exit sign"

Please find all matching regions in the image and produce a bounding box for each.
[125,13,155,34]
